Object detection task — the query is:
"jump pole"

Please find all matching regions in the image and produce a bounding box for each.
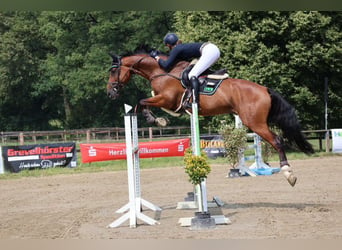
[190,102,208,213]
[108,104,161,228]
[0,147,4,174]
[230,115,280,177]
[178,101,230,228]
[233,115,257,177]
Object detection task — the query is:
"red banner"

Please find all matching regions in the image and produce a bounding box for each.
[80,138,190,163]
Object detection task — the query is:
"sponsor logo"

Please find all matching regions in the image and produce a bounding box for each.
[88,146,97,157]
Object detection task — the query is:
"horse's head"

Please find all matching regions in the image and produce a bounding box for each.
[107,47,167,100]
[107,53,133,99]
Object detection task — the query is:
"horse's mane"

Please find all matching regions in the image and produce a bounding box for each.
[121,44,168,57]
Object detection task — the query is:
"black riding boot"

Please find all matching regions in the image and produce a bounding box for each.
[182,78,192,109]
[190,76,200,106]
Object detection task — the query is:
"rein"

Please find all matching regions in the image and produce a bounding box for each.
[110,55,182,87]
[150,73,181,82]
[128,56,149,78]
[126,55,182,83]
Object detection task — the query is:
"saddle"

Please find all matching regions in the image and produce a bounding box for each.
[181,64,229,96]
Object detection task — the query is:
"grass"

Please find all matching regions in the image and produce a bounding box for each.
[0,135,339,180]
[0,155,188,180]
[0,149,340,180]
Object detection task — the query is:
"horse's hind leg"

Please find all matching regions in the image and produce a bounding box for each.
[243,121,297,187]
[257,127,297,187]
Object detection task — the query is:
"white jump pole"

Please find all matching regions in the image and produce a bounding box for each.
[108,104,161,228]
[233,115,278,176]
[176,104,220,210]
[249,133,272,170]
[190,102,208,213]
[234,115,257,177]
[178,103,230,227]
[0,147,4,174]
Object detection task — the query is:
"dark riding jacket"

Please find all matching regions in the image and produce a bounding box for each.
[158,42,204,72]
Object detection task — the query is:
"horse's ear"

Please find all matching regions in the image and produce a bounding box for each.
[108,52,116,60]
[108,52,121,64]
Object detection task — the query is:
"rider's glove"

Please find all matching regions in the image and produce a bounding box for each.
[150,50,159,59]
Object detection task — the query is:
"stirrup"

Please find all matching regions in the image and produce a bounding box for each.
[182,88,192,109]
[182,101,201,110]
[182,101,192,109]
[182,96,192,109]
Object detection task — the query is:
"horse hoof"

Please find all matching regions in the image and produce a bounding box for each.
[287,174,297,187]
[281,165,297,187]
[155,117,168,127]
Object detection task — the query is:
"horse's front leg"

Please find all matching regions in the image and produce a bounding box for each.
[139,95,166,108]
[139,95,170,127]
[140,106,156,124]
[133,102,154,124]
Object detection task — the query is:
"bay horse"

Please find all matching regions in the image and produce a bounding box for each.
[106,48,314,187]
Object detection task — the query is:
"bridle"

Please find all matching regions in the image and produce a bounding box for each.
[108,54,182,97]
[108,55,149,89]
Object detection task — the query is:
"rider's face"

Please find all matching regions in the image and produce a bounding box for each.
[166,44,173,51]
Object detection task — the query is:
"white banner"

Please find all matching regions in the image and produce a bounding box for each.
[331,129,342,153]
[0,147,3,174]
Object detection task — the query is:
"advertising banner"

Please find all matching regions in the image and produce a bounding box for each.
[80,138,190,163]
[200,135,226,159]
[1,142,77,173]
[331,129,342,153]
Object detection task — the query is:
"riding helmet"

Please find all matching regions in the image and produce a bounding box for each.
[163,33,179,46]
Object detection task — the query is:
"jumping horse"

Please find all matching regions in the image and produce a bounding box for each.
[106,48,314,186]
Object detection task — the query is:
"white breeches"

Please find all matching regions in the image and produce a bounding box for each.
[188,43,220,79]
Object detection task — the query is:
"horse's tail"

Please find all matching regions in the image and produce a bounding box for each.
[267,88,314,154]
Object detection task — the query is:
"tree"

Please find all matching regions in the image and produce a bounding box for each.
[174,11,341,129]
[0,11,340,131]
[37,11,175,129]
[286,11,342,129]
[0,11,50,130]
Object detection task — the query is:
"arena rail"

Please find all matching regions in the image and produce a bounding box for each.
[0,126,191,144]
[0,128,332,152]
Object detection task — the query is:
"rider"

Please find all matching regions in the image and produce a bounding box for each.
[150,33,220,108]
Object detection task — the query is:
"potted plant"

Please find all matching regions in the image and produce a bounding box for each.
[184,148,215,229]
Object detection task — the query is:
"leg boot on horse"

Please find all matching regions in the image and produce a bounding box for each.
[141,108,156,124]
